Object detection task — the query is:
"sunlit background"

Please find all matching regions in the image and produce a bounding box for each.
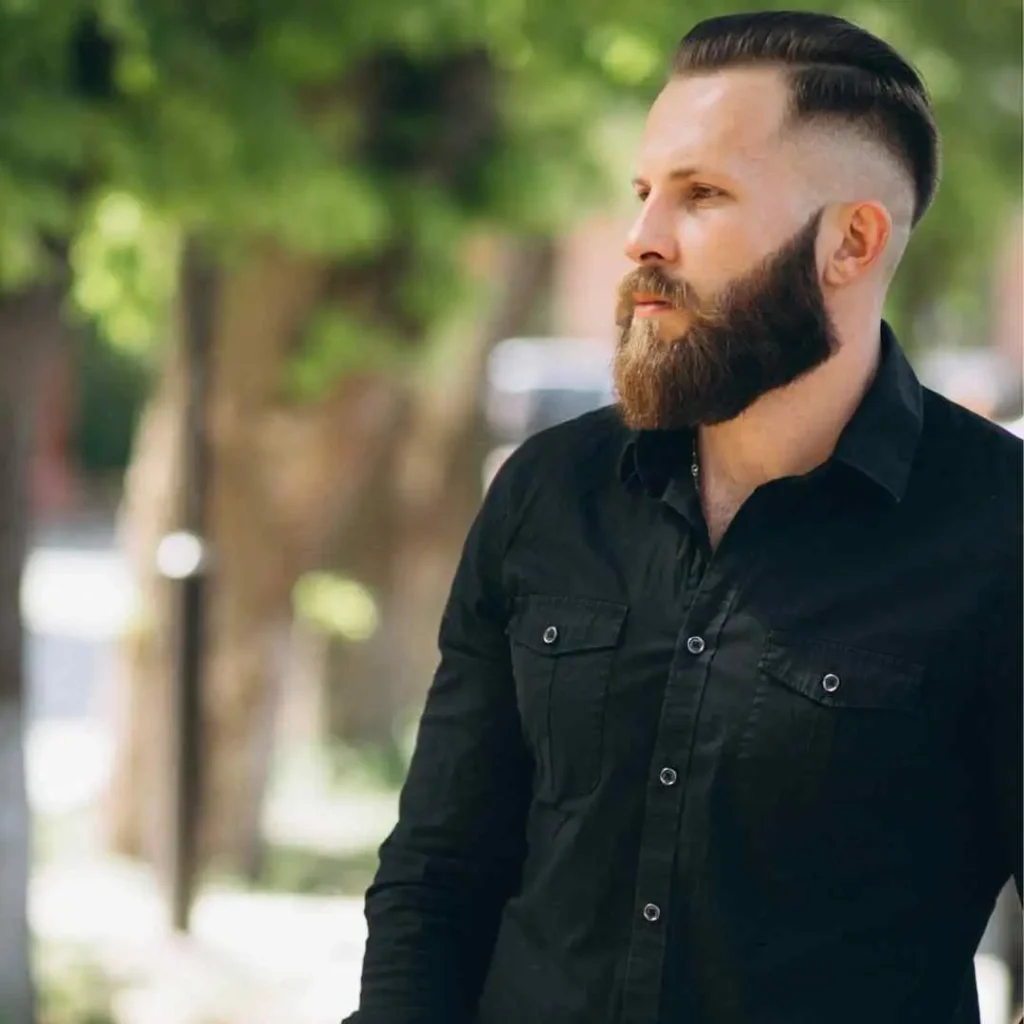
[0,1,1019,1022]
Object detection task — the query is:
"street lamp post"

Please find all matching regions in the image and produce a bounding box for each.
[158,241,216,932]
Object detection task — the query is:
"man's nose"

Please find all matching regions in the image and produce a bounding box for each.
[624,197,679,265]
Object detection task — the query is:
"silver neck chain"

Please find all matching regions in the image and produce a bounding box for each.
[691,435,700,485]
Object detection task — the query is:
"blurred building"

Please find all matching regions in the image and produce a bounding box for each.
[990,217,1023,422]
[552,214,632,342]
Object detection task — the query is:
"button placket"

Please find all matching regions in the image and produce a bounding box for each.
[622,540,758,1022]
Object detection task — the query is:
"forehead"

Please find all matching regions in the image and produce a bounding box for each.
[637,67,793,182]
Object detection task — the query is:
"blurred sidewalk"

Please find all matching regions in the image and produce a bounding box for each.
[32,852,371,1024]
[23,509,391,1023]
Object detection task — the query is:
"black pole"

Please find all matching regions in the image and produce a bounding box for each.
[167,240,216,931]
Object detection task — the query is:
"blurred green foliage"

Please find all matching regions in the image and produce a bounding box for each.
[73,327,151,473]
[255,842,382,896]
[0,0,1019,376]
[37,946,117,1024]
[70,191,178,357]
[292,572,381,642]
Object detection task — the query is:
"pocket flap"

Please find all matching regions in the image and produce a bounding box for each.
[509,595,627,655]
[759,631,923,711]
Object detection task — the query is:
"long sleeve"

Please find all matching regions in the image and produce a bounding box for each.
[343,463,532,1023]
[975,539,1023,900]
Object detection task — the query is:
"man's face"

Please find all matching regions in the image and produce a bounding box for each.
[614,68,839,430]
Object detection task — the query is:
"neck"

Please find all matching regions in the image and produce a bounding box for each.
[696,318,883,497]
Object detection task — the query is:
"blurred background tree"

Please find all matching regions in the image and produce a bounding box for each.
[105,0,1022,881]
[0,5,1019,987]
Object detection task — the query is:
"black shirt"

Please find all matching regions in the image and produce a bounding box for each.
[346,325,1022,1024]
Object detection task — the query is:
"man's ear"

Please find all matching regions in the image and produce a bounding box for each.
[821,201,892,288]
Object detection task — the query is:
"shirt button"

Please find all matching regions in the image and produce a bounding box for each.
[642,903,661,923]
[542,625,558,645]
[686,635,706,655]
[659,767,678,787]
[822,672,840,693]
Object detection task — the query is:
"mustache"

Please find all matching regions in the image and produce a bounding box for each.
[614,265,700,327]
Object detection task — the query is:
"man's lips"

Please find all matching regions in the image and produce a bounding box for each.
[632,293,677,317]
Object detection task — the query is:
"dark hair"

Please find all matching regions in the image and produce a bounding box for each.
[673,11,940,226]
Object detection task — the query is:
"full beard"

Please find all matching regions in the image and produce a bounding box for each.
[613,209,838,431]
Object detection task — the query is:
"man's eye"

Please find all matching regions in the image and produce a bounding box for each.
[635,189,650,203]
[686,185,720,203]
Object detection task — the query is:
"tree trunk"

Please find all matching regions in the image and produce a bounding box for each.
[106,230,550,876]
[107,242,399,876]
[324,235,556,753]
[321,390,415,761]
[108,43,513,875]
[0,284,68,1024]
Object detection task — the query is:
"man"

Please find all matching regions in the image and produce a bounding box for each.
[345,11,1022,1024]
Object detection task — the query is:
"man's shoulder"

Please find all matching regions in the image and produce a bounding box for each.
[921,388,1023,478]
[918,389,1022,546]
[524,403,627,454]
[489,404,629,506]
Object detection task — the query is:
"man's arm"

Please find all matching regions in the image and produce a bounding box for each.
[343,463,532,1024]
[976,548,1023,902]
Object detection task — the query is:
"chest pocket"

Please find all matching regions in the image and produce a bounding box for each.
[508,594,627,804]
[739,631,925,812]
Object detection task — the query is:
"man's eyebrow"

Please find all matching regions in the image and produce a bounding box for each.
[631,167,704,189]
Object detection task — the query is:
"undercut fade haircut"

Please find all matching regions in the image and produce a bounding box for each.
[673,11,940,226]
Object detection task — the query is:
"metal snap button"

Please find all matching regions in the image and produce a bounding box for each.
[542,625,558,645]
[659,767,678,787]
[822,672,840,693]
[686,635,706,655]
[642,903,661,922]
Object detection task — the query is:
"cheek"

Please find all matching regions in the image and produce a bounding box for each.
[676,214,765,292]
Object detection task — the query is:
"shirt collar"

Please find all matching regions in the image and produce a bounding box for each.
[830,321,923,502]
[618,424,692,498]
[618,321,923,503]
